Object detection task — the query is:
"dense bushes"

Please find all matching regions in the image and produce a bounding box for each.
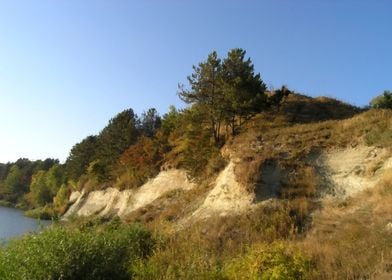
[0,222,155,280]
[224,243,310,280]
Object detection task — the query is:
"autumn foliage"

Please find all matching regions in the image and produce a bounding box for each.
[116,136,165,189]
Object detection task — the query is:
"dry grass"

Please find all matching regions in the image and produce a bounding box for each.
[129,98,392,279]
[230,109,391,213]
[218,103,392,278]
[301,171,392,279]
[132,200,304,279]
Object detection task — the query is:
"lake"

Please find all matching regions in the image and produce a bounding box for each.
[0,206,51,242]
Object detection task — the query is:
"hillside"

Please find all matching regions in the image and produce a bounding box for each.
[1,48,391,279]
[64,93,389,221]
[58,93,392,278]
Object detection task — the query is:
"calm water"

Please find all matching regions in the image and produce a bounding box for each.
[0,206,51,242]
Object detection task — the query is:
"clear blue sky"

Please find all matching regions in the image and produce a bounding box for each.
[0,0,391,163]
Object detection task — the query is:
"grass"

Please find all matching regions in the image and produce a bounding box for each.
[132,202,308,279]
[300,171,392,279]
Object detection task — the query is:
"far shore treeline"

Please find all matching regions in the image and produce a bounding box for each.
[0,49,391,219]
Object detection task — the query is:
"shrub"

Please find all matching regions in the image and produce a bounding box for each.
[370,91,392,109]
[364,113,392,147]
[224,243,310,280]
[132,229,226,280]
[24,205,57,220]
[0,223,155,280]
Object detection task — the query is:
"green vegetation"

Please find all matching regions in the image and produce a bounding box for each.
[224,243,310,280]
[178,48,266,143]
[0,158,59,209]
[370,90,392,109]
[0,221,155,280]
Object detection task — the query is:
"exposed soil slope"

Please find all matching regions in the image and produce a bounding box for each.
[64,169,195,219]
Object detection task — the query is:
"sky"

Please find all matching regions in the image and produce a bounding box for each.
[0,0,391,163]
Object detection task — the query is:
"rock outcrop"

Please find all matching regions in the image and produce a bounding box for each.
[190,161,253,219]
[63,169,195,219]
[313,146,392,198]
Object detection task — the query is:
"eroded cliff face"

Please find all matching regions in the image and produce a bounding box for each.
[189,146,392,218]
[64,145,392,222]
[190,161,254,219]
[63,169,195,219]
[312,146,392,198]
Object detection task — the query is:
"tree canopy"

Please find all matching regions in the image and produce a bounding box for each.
[65,135,98,181]
[178,48,266,143]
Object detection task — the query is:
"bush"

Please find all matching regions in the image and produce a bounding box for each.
[0,223,155,280]
[364,110,392,147]
[224,243,310,280]
[24,205,57,220]
[370,91,392,109]
[132,231,226,280]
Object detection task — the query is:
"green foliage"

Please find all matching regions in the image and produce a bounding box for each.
[161,105,181,135]
[166,107,226,178]
[33,158,59,173]
[29,170,52,207]
[28,164,65,208]
[0,223,155,280]
[53,184,70,214]
[95,108,140,180]
[0,158,58,205]
[24,205,57,220]
[0,163,11,182]
[370,90,392,109]
[66,109,142,183]
[179,51,224,143]
[224,243,310,280]
[140,108,162,137]
[65,135,98,181]
[179,48,267,142]
[221,48,267,134]
[0,165,24,203]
